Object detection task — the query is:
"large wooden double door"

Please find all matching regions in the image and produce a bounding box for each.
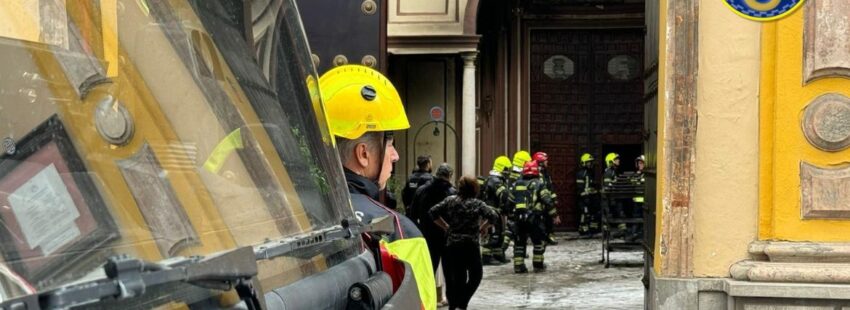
[529,29,644,230]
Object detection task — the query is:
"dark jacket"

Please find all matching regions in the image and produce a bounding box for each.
[344,168,421,241]
[429,196,499,246]
[408,177,456,239]
[402,170,433,207]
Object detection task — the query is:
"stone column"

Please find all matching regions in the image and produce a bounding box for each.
[461,52,478,177]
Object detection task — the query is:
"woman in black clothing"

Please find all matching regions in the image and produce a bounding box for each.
[429,176,500,310]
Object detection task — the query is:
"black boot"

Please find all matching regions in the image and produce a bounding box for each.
[482,255,496,266]
[546,235,559,245]
[533,263,547,272]
[514,265,528,274]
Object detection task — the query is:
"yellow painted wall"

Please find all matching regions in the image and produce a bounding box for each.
[653,0,666,273]
[758,8,850,242]
[691,0,761,277]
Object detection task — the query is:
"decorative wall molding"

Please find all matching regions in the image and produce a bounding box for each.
[118,143,200,257]
[804,0,850,84]
[731,241,850,284]
[802,93,850,152]
[801,162,850,219]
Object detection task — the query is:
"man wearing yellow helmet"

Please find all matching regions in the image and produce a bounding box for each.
[509,151,532,184]
[577,153,601,237]
[320,65,435,309]
[603,152,627,238]
[478,156,513,265]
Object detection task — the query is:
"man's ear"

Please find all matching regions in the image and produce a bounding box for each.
[355,143,370,168]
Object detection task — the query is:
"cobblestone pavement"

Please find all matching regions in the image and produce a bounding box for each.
[464,235,645,310]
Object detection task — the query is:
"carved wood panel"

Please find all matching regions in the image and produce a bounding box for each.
[804,0,850,83]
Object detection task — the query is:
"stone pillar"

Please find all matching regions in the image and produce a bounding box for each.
[461,52,478,177]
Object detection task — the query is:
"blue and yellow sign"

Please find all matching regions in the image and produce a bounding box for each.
[724,0,806,21]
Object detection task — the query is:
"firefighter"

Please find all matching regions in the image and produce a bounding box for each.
[509,150,532,184]
[533,152,559,245]
[628,155,647,243]
[510,161,557,273]
[479,156,513,265]
[402,155,434,211]
[320,65,436,309]
[603,152,627,238]
[577,153,601,237]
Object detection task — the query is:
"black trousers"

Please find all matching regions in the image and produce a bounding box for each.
[424,232,446,273]
[578,194,602,235]
[443,241,483,310]
[513,214,547,268]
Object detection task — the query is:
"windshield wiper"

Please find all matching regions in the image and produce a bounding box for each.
[0,246,260,310]
[0,217,390,310]
[254,216,393,261]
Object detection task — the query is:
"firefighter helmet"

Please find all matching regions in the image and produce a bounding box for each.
[522,160,540,176]
[605,153,620,167]
[580,153,594,164]
[635,154,646,164]
[319,65,410,140]
[512,150,532,168]
[533,151,548,162]
[493,156,512,172]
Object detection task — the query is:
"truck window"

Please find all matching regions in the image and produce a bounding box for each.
[0,0,356,306]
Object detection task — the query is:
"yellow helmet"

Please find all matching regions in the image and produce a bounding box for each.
[605,152,620,167]
[512,150,531,168]
[580,153,594,164]
[319,65,410,140]
[492,156,512,172]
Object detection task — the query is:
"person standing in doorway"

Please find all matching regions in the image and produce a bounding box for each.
[430,176,500,310]
[403,155,434,211]
[577,153,602,237]
[603,153,628,237]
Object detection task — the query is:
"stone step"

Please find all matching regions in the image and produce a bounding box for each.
[748,241,850,263]
[731,260,850,284]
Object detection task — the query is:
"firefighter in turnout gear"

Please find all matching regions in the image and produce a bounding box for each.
[479,156,513,265]
[603,152,628,237]
[628,155,647,243]
[510,161,556,273]
[577,153,602,237]
[509,150,532,184]
[534,152,561,245]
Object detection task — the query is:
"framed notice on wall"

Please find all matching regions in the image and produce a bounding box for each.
[0,115,118,289]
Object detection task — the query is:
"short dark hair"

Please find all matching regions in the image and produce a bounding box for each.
[457,175,480,199]
[435,163,453,179]
[416,155,431,170]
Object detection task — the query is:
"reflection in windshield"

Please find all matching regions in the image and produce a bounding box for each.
[0,0,357,306]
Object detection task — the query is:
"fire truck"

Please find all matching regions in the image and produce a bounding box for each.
[0,0,417,308]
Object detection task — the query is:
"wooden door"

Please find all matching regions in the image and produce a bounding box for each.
[529,29,643,231]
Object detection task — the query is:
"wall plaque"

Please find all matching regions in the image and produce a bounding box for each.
[0,115,118,289]
[800,161,850,219]
[802,93,850,152]
[118,143,200,257]
[804,0,850,83]
[543,55,574,80]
